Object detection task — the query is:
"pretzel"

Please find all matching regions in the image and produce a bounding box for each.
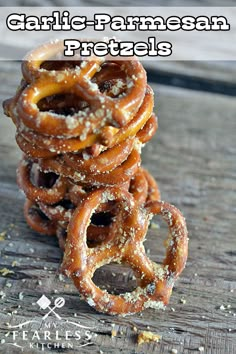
[137,113,158,144]
[22,165,159,251]
[6,82,153,162]
[3,79,27,126]
[15,133,57,159]
[129,167,160,205]
[14,84,153,159]
[24,199,57,236]
[38,200,74,224]
[142,168,161,202]
[38,148,141,186]
[51,168,160,251]
[63,138,135,175]
[61,187,188,315]
[5,42,152,159]
[18,156,160,242]
[18,41,147,137]
[17,157,67,205]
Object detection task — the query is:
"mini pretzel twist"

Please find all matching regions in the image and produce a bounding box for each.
[61,187,188,315]
[3,39,188,316]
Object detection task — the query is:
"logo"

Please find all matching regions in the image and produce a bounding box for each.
[2,295,95,351]
[36,295,65,320]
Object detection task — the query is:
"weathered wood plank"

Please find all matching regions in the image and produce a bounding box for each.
[0,61,235,354]
[17,0,236,7]
[145,61,236,87]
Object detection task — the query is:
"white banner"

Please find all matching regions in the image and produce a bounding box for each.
[0,7,235,60]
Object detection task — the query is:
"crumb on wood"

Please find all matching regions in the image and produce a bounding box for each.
[11,261,18,267]
[0,231,6,241]
[0,291,6,299]
[171,349,178,354]
[137,331,161,345]
[111,329,117,337]
[0,268,14,276]
[150,222,160,229]
[59,274,65,282]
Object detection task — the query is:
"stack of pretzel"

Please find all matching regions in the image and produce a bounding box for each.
[3,40,188,316]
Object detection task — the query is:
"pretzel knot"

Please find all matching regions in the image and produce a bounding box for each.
[61,187,188,316]
[8,41,147,150]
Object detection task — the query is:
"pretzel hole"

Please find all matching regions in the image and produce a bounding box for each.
[146,214,169,263]
[54,199,75,210]
[40,60,82,71]
[91,211,113,227]
[98,79,126,98]
[87,211,114,248]
[31,163,58,188]
[92,62,127,98]
[37,94,89,116]
[29,203,50,222]
[92,263,138,295]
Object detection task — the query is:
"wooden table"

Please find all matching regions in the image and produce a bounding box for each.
[0,57,236,353]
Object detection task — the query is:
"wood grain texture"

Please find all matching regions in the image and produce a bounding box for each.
[9,0,236,6]
[0,61,235,354]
